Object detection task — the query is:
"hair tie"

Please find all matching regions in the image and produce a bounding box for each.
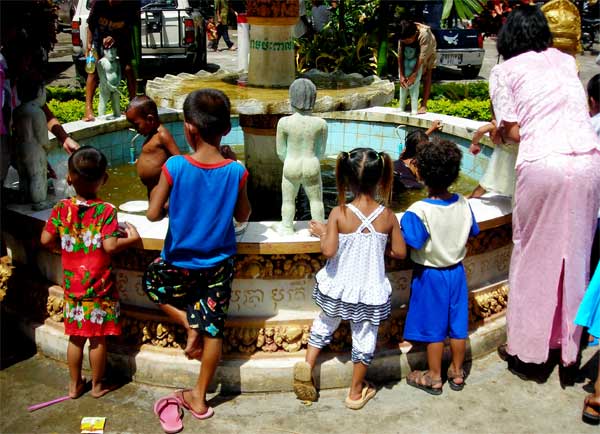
[341,151,349,159]
[378,152,384,162]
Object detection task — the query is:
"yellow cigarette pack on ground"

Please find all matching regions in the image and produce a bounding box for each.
[80,417,106,433]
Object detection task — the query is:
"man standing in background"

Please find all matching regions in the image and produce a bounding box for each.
[215,0,236,51]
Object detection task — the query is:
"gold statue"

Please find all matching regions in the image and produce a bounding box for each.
[541,0,582,56]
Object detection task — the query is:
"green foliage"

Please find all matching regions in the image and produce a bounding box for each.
[297,1,380,75]
[428,98,491,121]
[442,0,484,21]
[46,82,131,124]
[430,81,489,101]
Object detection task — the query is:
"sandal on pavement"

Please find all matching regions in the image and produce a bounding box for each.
[583,394,600,425]
[153,396,184,434]
[293,361,318,402]
[406,370,443,395]
[447,366,466,391]
[344,381,377,410]
[172,389,214,420]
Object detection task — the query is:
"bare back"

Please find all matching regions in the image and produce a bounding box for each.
[136,124,180,195]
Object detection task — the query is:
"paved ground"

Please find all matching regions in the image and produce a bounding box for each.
[0,340,598,434]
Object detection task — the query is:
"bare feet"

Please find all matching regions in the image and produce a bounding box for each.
[180,389,211,416]
[91,381,117,398]
[417,106,427,115]
[69,377,88,398]
[184,328,202,359]
[82,111,95,122]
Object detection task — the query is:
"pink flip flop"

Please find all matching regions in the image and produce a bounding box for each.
[153,396,184,434]
[172,389,214,420]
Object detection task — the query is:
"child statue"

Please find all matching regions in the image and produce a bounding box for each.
[276,78,327,235]
[12,86,50,209]
[97,47,121,117]
[398,43,422,115]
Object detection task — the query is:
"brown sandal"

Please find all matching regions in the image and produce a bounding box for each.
[406,370,442,395]
[583,394,600,424]
[293,361,318,402]
[447,366,466,391]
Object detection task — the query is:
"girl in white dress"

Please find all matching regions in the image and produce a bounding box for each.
[293,148,407,409]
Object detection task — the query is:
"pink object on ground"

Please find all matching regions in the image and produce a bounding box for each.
[28,395,71,412]
[172,389,214,420]
[490,47,600,365]
[153,396,184,434]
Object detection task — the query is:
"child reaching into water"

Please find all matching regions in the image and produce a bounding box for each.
[125,96,180,198]
[40,146,140,398]
[401,139,479,395]
[293,148,406,409]
[143,89,251,429]
[468,119,517,198]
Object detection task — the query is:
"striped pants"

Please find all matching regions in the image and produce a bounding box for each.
[308,312,379,365]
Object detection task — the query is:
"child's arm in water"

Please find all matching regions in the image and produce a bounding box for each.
[470,122,496,155]
[158,126,181,157]
[234,181,252,223]
[147,172,171,221]
[386,209,407,259]
[103,222,141,254]
[309,207,340,258]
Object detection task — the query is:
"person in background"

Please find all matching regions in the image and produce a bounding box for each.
[83,0,137,122]
[311,0,331,32]
[206,15,218,52]
[214,0,236,51]
[294,0,313,39]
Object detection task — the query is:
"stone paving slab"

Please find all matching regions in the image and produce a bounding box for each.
[1,346,597,434]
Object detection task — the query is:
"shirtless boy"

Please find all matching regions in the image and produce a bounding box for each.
[125,96,181,197]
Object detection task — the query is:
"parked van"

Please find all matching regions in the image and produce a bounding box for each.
[71,0,208,78]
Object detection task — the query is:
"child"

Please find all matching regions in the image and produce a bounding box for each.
[40,146,140,399]
[401,139,479,395]
[468,119,517,198]
[143,89,251,427]
[575,261,600,424]
[206,16,218,52]
[397,20,437,114]
[125,96,181,198]
[293,148,406,409]
[394,120,442,192]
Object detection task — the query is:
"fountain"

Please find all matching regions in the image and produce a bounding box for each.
[2,0,512,393]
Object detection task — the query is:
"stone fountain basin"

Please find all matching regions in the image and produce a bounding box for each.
[4,108,512,392]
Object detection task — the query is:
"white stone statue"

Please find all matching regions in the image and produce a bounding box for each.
[12,87,50,208]
[97,47,121,117]
[276,78,327,235]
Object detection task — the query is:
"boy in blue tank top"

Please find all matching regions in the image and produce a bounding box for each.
[144,89,251,425]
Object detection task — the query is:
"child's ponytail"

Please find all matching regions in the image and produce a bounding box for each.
[379,151,394,206]
[336,151,351,209]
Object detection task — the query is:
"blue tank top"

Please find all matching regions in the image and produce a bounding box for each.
[161,155,248,269]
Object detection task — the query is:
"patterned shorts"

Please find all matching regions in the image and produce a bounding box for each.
[143,257,234,339]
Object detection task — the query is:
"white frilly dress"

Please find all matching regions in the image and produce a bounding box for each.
[313,204,392,326]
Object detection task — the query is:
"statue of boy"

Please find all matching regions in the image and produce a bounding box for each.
[97,47,121,117]
[276,78,327,235]
[12,86,50,209]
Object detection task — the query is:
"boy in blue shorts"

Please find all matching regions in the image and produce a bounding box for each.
[401,139,479,395]
[144,89,251,428]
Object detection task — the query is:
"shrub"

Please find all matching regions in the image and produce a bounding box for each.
[427,98,491,121]
[46,86,85,102]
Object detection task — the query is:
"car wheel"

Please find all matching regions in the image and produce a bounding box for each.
[460,65,481,80]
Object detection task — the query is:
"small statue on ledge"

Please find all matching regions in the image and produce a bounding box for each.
[97,47,121,118]
[276,78,327,235]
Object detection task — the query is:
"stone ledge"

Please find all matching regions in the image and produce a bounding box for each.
[24,315,506,393]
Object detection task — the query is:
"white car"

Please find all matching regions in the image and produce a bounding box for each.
[71,0,208,79]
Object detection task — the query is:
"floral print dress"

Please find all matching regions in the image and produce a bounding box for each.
[44,198,122,337]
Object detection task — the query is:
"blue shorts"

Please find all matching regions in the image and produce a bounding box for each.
[403,263,468,342]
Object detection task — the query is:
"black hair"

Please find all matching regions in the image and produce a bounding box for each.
[336,147,393,207]
[126,95,159,119]
[401,130,429,160]
[496,5,552,60]
[414,139,462,190]
[588,73,600,104]
[397,20,418,41]
[183,88,231,143]
[68,146,108,183]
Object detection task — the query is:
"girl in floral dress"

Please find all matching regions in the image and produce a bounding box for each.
[41,146,140,398]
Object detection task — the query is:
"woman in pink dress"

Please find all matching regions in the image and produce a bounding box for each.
[491,6,600,375]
